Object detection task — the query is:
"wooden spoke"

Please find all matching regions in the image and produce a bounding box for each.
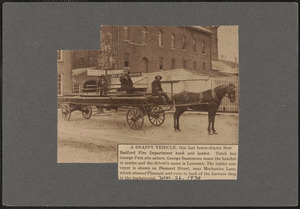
[82,106,92,119]
[61,104,71,121]
[126,107,144,130]
[148,106,165,126]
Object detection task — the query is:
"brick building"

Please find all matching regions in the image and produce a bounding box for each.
[101,25,213,73]
[203,26,219,61]
[57,50,99,96]
[57,26,216,96]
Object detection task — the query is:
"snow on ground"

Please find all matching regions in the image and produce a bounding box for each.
[57,108,239,163]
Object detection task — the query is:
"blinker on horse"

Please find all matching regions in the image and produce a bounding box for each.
[173,83,236,135]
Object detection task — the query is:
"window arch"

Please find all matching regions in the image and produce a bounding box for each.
[171,59,176,69]
[202,41,205,54]
[193,38,197,52]
[159,57,164,70]
[158,30,163,47]
[143,27,148,43]
[171,33,175,48]
[124,27,129,40]
[193,61,197,69]
[182,36,186,50]
[124,53,130,67]
[141,57,148,73]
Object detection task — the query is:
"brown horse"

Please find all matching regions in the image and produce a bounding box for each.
[173,83,236,134]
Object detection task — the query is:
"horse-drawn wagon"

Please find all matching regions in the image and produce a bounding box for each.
[58,93,167,130]
[58,83,236,134]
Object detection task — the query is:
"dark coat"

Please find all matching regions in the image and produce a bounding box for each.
[98,78,108,88]
[151,79,163,93]
[120,75,133,91]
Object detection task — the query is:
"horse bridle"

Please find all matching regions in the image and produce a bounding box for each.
[225,86,236,99]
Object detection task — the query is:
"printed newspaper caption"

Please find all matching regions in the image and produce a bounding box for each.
[118,145,238,180]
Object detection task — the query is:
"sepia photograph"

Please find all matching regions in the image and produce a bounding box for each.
[3,2,297,205]
[57,25,239,164]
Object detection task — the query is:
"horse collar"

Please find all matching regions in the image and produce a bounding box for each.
[211,89,217,99]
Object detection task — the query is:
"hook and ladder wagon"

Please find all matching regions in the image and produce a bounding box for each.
[58,94,167,130]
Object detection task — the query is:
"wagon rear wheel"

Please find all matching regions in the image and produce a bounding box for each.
[148,106,165,126]
[61,104,71,121]
[126,107,144,130]
[82,106,92,119]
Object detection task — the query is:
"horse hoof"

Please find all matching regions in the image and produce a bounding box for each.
[208,131,213,135]
[213,131,218,134]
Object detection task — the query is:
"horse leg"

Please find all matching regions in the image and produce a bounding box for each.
[174,107,182,132]
[207,111,213,135]
[176,108,186,131]
[174,108,179,131]
[174,107,185,132]
[212,110,218,134]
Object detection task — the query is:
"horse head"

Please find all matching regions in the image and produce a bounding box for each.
[227,83,236,102]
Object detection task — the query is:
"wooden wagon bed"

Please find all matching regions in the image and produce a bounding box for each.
[58,94,165,130]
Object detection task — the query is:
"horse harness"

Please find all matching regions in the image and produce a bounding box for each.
[225,85,235,99]
[173,85,235,107]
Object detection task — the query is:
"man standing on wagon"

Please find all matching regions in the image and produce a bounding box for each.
[98,74,108,96]
[151,75,172,105]
[120,70,135,94]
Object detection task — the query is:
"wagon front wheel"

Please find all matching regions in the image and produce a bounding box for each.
[126,107,144,130]
[148,106,165,126]
[61,104,71,121]
[82,106,92,119]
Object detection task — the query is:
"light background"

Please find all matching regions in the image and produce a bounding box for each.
[3,2,298,206]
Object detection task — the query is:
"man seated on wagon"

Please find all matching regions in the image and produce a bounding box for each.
[120,70,136,94]
[151,75,172,105]
[98,74,108,96]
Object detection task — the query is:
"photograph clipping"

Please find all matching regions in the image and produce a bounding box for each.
[3,2,298,206]
[57,25,239,180]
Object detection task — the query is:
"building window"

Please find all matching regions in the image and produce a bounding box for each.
[182,36,186,50]
[202,62,206,70]
[57,50,62,61]
[142,57,148,72]
[143,27,147,44]
[171,59,176,69]
[80,57,85,67]
[202,41,205,54]
[159,57,164,70]
[57,74,62,95]
[193,38,197,52]
[73,83,80,93]
[158,30,163,47]
[193,61,197,70]
[124,27,129,40]
[124,53,130,67]
[183,60,187,69]
[89,57,97,67]
[171,33,175,48]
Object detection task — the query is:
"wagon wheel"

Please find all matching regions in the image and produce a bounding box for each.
[126,107,144,130]
[61,104,71,121]
[82,106,92,119]
[148,106,165,126]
